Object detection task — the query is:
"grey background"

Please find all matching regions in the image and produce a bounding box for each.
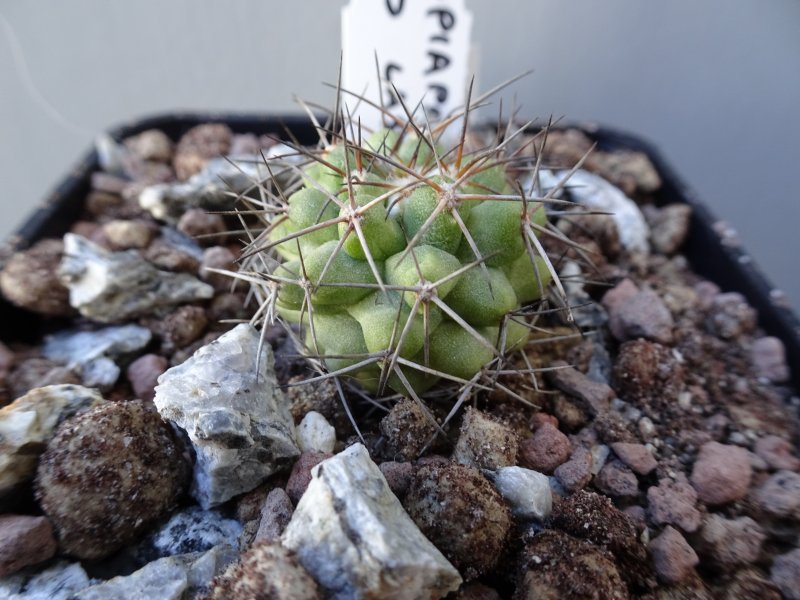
[1,1,799,312]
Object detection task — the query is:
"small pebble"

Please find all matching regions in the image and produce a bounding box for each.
[697,514,765,568]
[254,488,294,543]
[754,434,800,471]
[489,466,552,520]
[754,470,800,519]
[126,353,169,402]
[650,203,692,255]
[594,459,639,498]
[101,219,155,250]
[616,288,675,344]
[601,278,639,341]
[173,123,232,180]
[452,407,518,470]
[647,477,701,532]
[158,305,208,351]
[705,292,757,339]
[546,362,613,416]
[518,423,572,474]
[124,129,174,163]
[553,446,593,493]
[772,548,800,600]
[649,526,699,584]
[0,515,57,577]
[611,441,657,475]
[144,239,201,273]
[204,540,321,600]
[751,337,790,383]
[201,246,238,290]
[0,239,73,316]
[296,411,336,454]
[285,452,332,504]
[178,209,227,245]
[379,398,438,462]
[690,441,752,505]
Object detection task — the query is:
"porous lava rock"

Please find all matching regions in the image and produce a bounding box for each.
[35,401,190,560]
[403,461,511,581]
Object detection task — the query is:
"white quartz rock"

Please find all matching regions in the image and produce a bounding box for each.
[0,561,90,600]
[538,168,650,254]
[282,443,462,600]
[146,506,242,558]
[138,152,296,222]
[43,325,151,391]
[58,234,213,323]
[489,466,553,521]
[71,544,237,600]
[0,385,104,498]
[297,411,336,454]
[154,324,299,508]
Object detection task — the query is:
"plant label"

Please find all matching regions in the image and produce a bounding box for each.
[341,0,474,131]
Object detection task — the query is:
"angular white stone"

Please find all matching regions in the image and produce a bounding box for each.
[297,411,336,454]
[154,324,299,508]
[43,325,151,391]
[71,545,237,600]
[58,234,213,323]
[538,168,650,254]
[0,561,90,600]
[147,507,243,558]
[138,153,298,222]
[490,466,553,521]
[282,443,462,599]
[0,385,104,498]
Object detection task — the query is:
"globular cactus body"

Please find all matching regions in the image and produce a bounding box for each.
[240,99,566,399]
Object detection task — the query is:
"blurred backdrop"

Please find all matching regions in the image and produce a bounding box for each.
[1,0,799,310]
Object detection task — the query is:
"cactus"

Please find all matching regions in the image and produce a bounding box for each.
[229,83,583,404]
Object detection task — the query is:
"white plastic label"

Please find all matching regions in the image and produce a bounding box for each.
[341,0,474,131]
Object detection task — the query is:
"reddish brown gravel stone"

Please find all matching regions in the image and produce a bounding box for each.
[173,123,233,180]
[697,514,765,568]
[753,470,800,519]
[0,514,57,577]
[518,422,572,474]
[547,361,613,416]
[648,526,699,585]
[595,459,639,499]
[690,441,752,506]
[771,548,800,600]
[201,246,238,290]
[178,209,227,245]
[554,446,593,493]
[285,451,332,505]
[254,488,294,543]
[754,435,800,471]
[647,477,701,533]
[611,442,657,476]
[126,353,169,402]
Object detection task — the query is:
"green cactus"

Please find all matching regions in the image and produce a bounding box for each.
[232,89,576,402]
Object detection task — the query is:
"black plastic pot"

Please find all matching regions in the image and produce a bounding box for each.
[3,113,799,390]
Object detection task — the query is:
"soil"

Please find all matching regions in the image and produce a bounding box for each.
[0,121,797,599]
